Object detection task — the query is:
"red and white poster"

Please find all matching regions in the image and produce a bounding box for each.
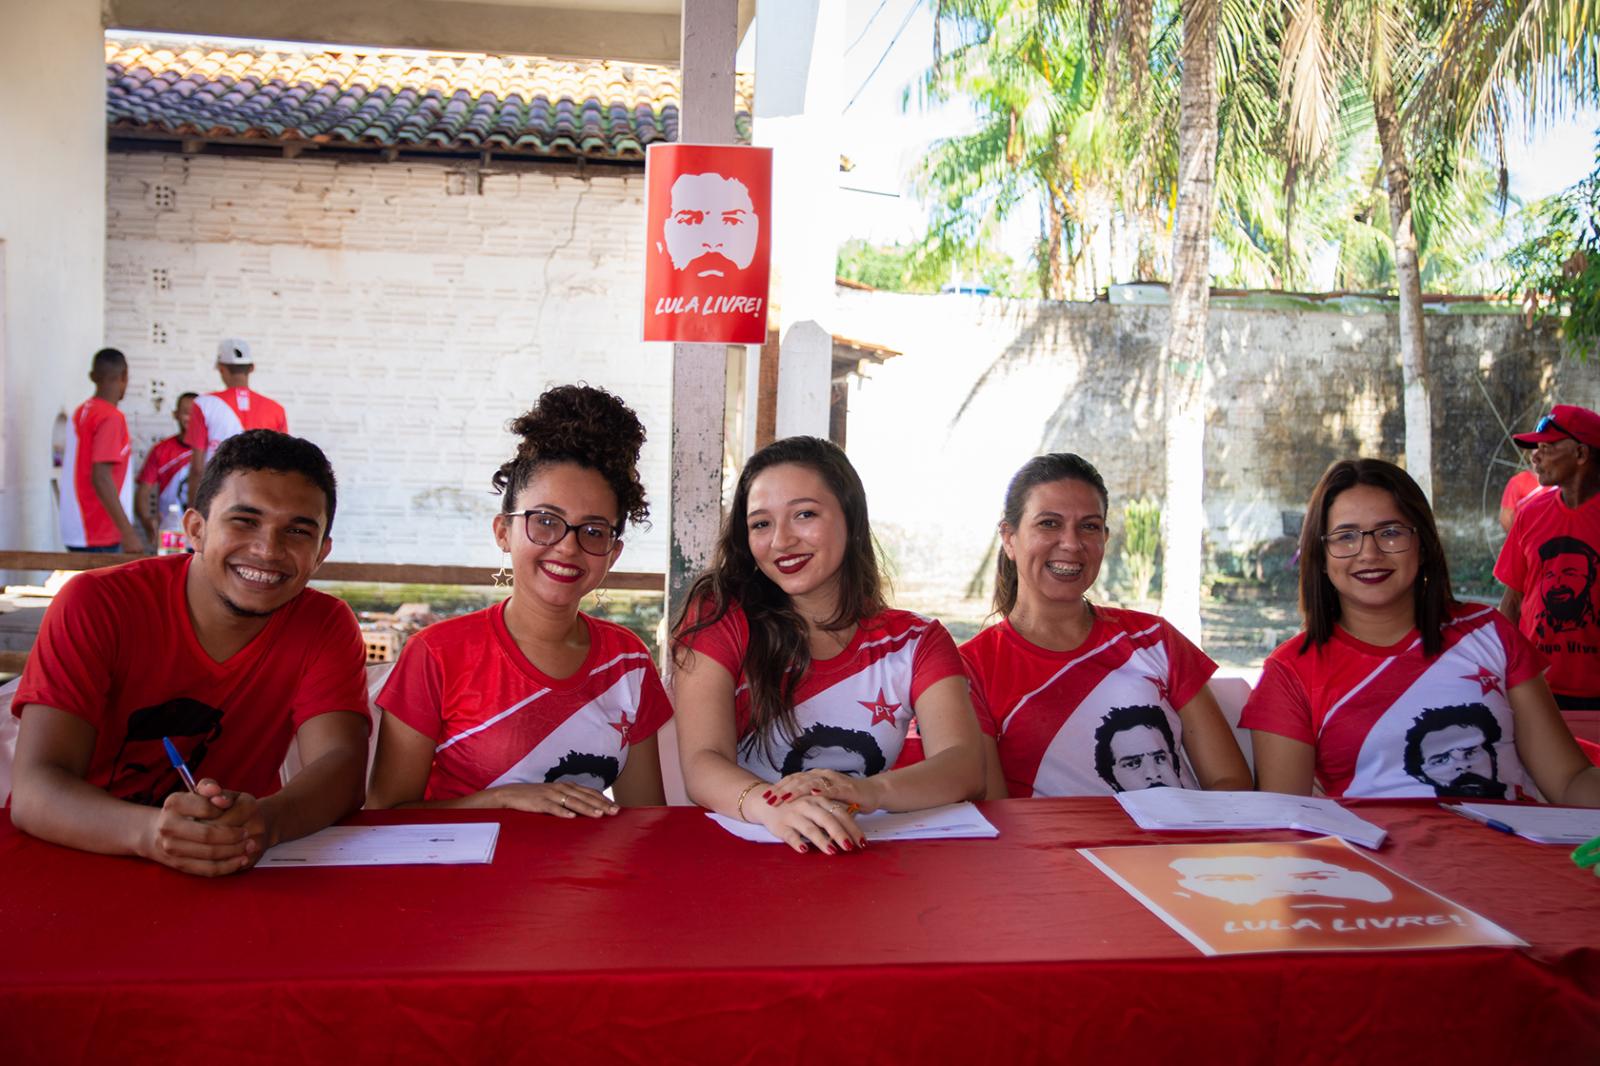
[642,143,773,344]
[1079,836,1524,956]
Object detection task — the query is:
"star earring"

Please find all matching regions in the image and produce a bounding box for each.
[493,553,513,589]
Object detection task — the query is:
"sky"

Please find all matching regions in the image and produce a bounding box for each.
[826,0,1599,262]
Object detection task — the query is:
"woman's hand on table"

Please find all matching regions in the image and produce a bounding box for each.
[474,782,620,819]
[752,790,867,855]
[765,769,884,815]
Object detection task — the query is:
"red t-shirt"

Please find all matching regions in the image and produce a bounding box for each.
[135,434,194,516]
[1240,604,1544,800]
[13,554,369,806]
[960,607,1216,797]
[677,605,971,781]
[1494,487,1600,697]
[1499,470,1545,512]
[186,387,289,459]
[378,603,672,801]
[60,397,132,548]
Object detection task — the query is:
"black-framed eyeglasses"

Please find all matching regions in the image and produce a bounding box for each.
[1534,414,1578,442]
[1322,524,1416,557]
[511,510,619,556]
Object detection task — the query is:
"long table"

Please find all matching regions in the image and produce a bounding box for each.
[2,799,1597,1064]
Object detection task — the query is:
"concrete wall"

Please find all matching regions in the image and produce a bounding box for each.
[834,290,1592,613]
[105,151,670,570]
[0,0,107,550]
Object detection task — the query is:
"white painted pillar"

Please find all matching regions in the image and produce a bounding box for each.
[0,0,106,553]
[755,0,840,440]
[667,0,739,615]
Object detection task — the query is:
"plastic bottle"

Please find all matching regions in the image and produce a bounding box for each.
[158,503,185,555]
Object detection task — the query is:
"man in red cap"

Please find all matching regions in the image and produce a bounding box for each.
[1496,404,1600,709]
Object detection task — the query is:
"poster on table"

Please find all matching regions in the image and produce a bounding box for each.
[642,143,773,344]
[1078,835,1524,956]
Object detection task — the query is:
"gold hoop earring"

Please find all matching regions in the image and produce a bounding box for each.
[493,554,513,589]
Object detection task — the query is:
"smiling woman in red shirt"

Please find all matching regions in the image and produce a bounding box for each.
[367,386,670,817]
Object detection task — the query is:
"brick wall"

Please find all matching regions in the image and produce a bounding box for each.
[106,151,670,570]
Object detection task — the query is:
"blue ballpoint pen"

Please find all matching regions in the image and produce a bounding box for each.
[162,737,198,792]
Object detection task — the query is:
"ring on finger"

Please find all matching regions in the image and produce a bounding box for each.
[559,795,567,807]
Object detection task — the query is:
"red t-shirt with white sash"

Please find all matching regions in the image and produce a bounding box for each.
[378,603,672,801]
[1241,604,1545,800]
[678,605,970,781]
[185,387,288,459]
[959,607,1216,797]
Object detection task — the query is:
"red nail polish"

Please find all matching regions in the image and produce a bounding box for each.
[799,844,810,853]
[840,840,853,852]
[765,796,776,805]
[826,845,837,855]
[762,791,773,799]
[782,792,792,801]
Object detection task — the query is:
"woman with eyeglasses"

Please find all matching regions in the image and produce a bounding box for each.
[671,436,986,855]
[367,385,669,816]
[1243,458,1600,805]
[959,453,1251,797]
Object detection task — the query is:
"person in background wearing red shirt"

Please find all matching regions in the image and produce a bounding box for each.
[135,390,197,545]
[1499,464,1544,532]
[60,347,143,554]
[186,337,288,506]
[1496,405,1600,711]
[10,430,371,875]
[367,385,670,816]
[1245,458,1598,804]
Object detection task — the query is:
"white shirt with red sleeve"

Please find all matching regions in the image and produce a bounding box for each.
[377,603,672,801]
[185,387,289,460]
[1240,604,1545,800]
[677,605,969,781]
[60,397,133,548]
[959,607,1216,797]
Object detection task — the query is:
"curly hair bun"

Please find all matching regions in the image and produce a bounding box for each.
[494,384,651,529]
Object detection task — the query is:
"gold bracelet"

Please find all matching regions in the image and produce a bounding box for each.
[734,780,764,823]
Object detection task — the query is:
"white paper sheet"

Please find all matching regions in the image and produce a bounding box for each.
[1447,803,1600,844]
[258,823,501,867]
[708,801,999,844]
[1114,789,1387,849]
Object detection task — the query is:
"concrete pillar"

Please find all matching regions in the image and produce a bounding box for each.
[667,0,739,615]
[754,0,840,440]
[0,0,107,552]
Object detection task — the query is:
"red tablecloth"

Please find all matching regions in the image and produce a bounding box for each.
[1,799,1597,1065]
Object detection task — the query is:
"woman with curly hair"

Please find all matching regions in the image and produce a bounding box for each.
[671,436,986,855]
[367,385,669,816]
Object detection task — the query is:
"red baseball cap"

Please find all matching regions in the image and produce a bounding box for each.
[1514,404,1600,449]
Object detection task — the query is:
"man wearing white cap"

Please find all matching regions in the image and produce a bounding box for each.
[1496,403,1600,709]
[185,338,288,505]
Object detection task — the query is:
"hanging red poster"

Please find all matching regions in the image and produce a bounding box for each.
[642,143,773,344]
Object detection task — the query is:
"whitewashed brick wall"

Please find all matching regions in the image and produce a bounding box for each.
[106,151,669,571]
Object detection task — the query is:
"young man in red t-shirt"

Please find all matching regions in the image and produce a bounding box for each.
[12,431,370,876]
[186,337,289,506]
[60,348,143,553]
[135,390,197,544]
[1496,404,1600,710]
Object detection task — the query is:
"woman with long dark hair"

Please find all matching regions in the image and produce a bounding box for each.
[960,453,1250,797]
[1244,458,1600,804]
[672,436,986,854]
[367,385,669,815]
